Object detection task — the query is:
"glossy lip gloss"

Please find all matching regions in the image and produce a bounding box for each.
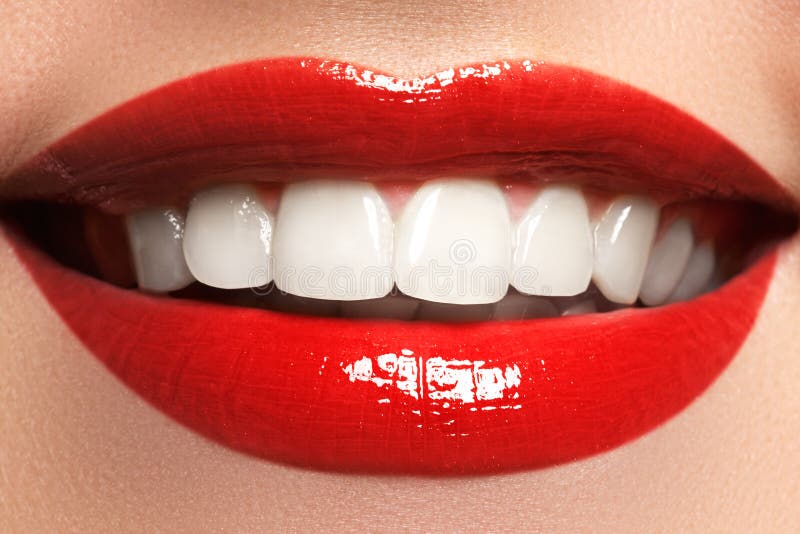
[3,58,795,475]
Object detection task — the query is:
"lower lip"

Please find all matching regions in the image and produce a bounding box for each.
[7,225,776,474]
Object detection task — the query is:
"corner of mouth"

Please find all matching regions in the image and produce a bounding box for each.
[2,57,798,475]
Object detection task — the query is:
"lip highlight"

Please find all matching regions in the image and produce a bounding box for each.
[3,57,793,474]
[2,58,794,211]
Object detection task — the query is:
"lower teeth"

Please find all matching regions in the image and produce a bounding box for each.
[8,177,795,323]
[170,283,661,322]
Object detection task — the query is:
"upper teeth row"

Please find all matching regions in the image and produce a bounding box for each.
[125,179,715,306]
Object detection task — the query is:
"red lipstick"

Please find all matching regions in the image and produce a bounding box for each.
[3,58,794,474]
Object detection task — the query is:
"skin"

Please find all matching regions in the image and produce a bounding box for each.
[1,1,798,531]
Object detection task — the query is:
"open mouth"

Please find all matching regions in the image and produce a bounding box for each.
[1,58,797,475]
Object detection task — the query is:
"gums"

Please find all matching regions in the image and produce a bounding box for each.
[2,58,794,474]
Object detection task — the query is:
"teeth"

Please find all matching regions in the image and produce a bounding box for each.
[560,300,597,316]
[593,196,659,304]
[264,291,341,317]
[183,185,274,289]
[273,180,393,300]
[417,302,495,323]
[489,294,528,320]
[512,185,593,296]
[124,178,736,319]
[491,292,559,320]
[394,179,511,305]
[668,242,716,303]
[639,218,694,306]
[126,207,195,292]
[340,294,419,320]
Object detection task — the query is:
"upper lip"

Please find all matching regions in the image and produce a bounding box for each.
[1,57,796,213]
[3,57,796,475]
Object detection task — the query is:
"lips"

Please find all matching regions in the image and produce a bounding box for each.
[3,58,796,475]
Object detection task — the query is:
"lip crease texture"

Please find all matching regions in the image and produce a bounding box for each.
[2,58,795,212]
[2,57,794,474]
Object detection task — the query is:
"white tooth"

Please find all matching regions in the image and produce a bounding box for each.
[394,179,511,305]
[512,185,593,296]
[560,300,597,316]
[340,294,420,320]
[126,207,195,292]
[668,242,716,303]
[639,218,694,306]
[492,293,559,320]
[183,184,273,289]
[416,302,495,323]
[273,180,393,300]
[593,195,659,304]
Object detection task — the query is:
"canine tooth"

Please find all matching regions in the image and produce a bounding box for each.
[340,294,420,320]
[273,181,393,300]
[639,218,694,306]
[668,242,716,303]
[126,207,195,292]
[394,179,511,305]
[183,185,273,289]
[512,185,593,296]
[593,195,659,304]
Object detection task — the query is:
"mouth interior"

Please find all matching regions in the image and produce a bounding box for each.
[6,177,797,323]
